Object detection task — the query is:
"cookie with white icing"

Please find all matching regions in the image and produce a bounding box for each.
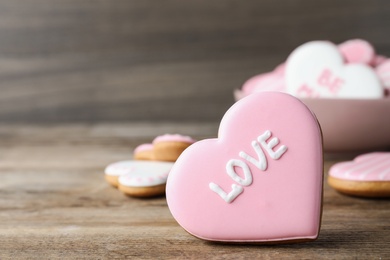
[286,41,384,99]
[328,152,390,197]
[105,161,136,188]
[116,160,174,197]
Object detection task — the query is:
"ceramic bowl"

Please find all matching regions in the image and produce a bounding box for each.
[234,89,390,152]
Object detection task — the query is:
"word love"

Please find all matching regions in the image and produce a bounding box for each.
[297,68,345,97]
[209,130,288,203]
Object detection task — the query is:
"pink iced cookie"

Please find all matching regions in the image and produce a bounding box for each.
[166,92,323,243]
[286,41,384,99]
[133,143,154,160]
[338,39,375,65]
[152,134,196,144]
[328,152,390,197]
[153,134,196,162]
[116,160,174,197]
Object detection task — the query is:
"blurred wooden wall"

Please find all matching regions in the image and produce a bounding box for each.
[0,0,389,123]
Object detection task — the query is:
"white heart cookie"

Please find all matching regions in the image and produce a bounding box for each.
[286,41,383,99]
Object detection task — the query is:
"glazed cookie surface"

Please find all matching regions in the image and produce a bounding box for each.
[105,160,136,187]
[166,92,323,243]
[328,152,390,197]
[116,160,174,197]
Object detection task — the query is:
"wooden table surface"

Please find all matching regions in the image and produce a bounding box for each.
[0,123,389,259]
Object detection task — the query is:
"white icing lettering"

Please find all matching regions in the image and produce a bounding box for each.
[209,130,288,203]
[239,140,267,171]
[258,130,288,160]
[209,183,244,203]
[317,68,344,94]
[226,159,253,186]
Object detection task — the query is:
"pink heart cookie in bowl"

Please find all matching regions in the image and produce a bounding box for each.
[166,92,323,243]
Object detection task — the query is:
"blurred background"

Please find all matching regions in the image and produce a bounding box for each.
[0,0,389,123]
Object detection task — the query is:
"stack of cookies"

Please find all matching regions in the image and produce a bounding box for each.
[104,134,196,197]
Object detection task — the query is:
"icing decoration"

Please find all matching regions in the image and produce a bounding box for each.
[338,39,375,65]
[111,160,174,187]
[225,159,253,186]
[134,143,154,154]
[210,130,287,203]
[257,130,287,160]
[329,152,390,181]
[286,41,384,99]
[153,134,196,144]
[239,140,267,171]
[166,92,323,243]
[105,161,136,177]
[209,183,243,204]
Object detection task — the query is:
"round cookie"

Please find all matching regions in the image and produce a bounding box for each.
[328,152,390,197]
[152,134,196,162]
[133,143,154,160]
[117,160,174,197]
[105,161,137,187]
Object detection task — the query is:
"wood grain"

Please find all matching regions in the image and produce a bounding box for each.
[0,124,389,259]
[0,0,389,122]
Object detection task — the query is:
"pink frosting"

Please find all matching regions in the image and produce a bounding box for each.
[134,143,154,154]
[153,134,196,144]
[329,152,390,181]
[338,39,375,65]
[166,92,323,242]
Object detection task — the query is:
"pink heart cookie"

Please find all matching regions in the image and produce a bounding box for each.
[328,152,390,197]
[286,41,384,99]
[338,39,375,65]
[166,92,323,243]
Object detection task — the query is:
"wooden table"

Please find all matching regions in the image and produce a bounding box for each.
[0,123,389,259]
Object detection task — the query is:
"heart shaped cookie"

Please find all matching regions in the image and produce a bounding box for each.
[286,41,383,99]
[166,92,323,243]
[338,39,375,65]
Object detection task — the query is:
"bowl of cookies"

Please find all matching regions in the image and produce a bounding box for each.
[234,39,390,153]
